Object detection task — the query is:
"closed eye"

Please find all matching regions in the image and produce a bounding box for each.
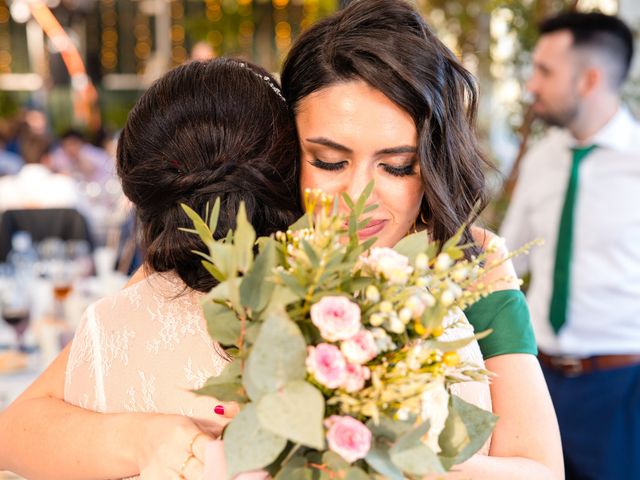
[311,158,348,171]
[382,163,417,177]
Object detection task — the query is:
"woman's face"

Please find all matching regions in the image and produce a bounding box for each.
[296,80,424,248]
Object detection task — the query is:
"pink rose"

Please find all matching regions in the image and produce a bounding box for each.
[340,330,378,365]
[306,343,347,389]
[324,415,372,463]
[311,296,361,342]
[343,363,371,393]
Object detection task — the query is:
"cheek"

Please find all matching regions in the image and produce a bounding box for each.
[378,177,423,219]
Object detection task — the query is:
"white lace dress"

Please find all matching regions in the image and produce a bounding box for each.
[65,272,491,476]
[65,272,228,418]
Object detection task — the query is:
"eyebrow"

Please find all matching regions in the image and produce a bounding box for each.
[306,137,417,156]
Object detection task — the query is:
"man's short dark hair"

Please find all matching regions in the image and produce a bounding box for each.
[540,11,635,87]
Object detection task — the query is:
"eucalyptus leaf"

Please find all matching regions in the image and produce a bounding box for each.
[209,242,236,279]
[274,464,313,480]
[181,203,213,248]
[194,381,246,403]
[240,237,277,312]
[202,300,240,346]
[322,451,349,471]
[394,230,429,264]
[289,214,312,232]
[224,404,287,479]
[234,202,256,273]
[364,418,410,480]
[208,197,221,234]
[201,260,225,283]
[389,421,445,476]
[257,380,325,450]
[243,310,307,400]
[193,358,246,402]
[278,272,307,299]
[264,285,301,313]
[438,395,497,469]
[345,467,370,480]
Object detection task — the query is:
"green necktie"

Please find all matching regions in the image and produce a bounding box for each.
[549,144,597,333]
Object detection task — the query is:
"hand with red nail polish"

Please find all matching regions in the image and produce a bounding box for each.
[213,401,240,418]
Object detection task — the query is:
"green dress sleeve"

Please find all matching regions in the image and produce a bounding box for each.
[463,289,537,360]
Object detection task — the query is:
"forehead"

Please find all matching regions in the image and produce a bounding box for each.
[295,80,416,144]
[533,30,575,64]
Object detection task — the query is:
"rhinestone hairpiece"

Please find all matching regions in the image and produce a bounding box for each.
[236,61,286,102]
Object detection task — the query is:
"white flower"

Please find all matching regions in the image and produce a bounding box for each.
[420,291,436,307]
[434,253,453,272]
[405,296,426,319]
[379,301,393,313]
[388,315,406,334]
[399,308,413,324]
[421,378,450,453]
[365,285,381,303]
[441,290,455,306]
[371,328,395,352]
[369,313,384,327]
[415,253,429,271]
[364,248,413,285]
[451,266,469,283]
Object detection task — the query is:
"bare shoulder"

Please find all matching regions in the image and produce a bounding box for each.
[470,226,520,291]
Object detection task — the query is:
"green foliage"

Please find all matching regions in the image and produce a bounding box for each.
[224,404,288,479]
[243,310,307,400]
[439,395,499,469]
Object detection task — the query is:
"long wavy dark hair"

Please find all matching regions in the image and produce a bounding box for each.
[117,58,300,292]
[281,0,490,256]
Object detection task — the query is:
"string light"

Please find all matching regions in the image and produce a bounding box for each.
[170,0,186,65]
[272,0,291,60]
[301,0,319,31]
[133,7,151,74]
[238,0,254,57]
[0,1,11,73]
[100,0,117,72]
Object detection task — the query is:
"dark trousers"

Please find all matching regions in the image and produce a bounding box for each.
[542,363,640,480]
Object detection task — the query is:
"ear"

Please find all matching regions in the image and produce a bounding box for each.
[577,67,602,97]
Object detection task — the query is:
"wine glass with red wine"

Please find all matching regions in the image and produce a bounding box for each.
[1,286,31,352]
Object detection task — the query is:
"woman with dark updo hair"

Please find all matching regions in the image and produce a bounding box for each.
[0,59,297,479]
[281,0,563,477]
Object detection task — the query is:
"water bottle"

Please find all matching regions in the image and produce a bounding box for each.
[7,231,38,289]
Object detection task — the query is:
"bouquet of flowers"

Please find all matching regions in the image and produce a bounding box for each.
[183,185,510,479]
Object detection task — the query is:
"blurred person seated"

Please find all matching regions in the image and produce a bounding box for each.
[48,129,114,183]
[0,135,79,211]
[0,131,23,176]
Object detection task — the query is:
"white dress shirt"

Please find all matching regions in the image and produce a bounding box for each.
[500,107,640,356]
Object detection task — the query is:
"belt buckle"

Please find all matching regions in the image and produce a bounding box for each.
[552,356,583,376]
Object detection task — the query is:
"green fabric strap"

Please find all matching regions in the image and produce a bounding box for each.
[549,144,597,333]
[464,289,537,359]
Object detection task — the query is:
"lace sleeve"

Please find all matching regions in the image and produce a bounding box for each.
[65,303,106,412]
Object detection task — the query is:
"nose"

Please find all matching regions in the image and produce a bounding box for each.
[341,163,379,215]
[526,73,539,95]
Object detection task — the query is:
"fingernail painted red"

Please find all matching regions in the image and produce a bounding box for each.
[214,405,225,415]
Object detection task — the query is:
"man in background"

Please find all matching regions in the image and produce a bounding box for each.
[501,12,640,479]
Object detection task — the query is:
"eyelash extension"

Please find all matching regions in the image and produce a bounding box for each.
[311,158,347,171]
[383,164,416,177]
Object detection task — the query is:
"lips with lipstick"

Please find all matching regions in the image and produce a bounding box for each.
[357,219,387,239]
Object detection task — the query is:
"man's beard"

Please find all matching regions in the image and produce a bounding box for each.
[533,97,580,128]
